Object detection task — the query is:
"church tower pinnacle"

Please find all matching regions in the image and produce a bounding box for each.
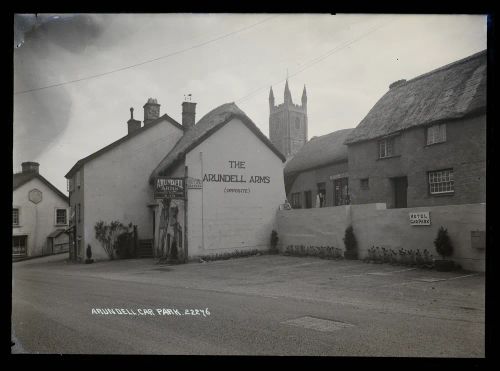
[268,79,308,158]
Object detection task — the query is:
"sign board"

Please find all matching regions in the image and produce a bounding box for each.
[186,177,203,189]
[154,177,185,199]
[409,211,431,225]
[28,188,42,204]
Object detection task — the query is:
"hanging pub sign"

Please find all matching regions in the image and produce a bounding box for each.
[154,177,185,199]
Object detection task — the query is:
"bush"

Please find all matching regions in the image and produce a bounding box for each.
[270,230,279,254]
[434,226,453,260]
[343,226,358,260]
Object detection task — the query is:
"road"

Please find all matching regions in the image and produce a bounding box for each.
[11,254,485,356]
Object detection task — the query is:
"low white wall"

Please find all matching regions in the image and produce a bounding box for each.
[277,203,486,272]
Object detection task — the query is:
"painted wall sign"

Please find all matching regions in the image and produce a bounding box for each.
[28,188,42,204]
[186,177,203,189]
[154,177,185,199]
[202,160,271,185]
[409,211,431,225]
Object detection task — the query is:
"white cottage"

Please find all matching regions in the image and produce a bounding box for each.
[65,99,286,262]
[13,162,69,259]
[149,102,286,260]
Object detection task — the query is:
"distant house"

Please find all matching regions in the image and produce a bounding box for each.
[284,128,353,208]
[13,162,69,259]
[344,50,486,208]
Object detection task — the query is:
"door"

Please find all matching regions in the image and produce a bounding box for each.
[393,176,408,208]
[12,235,27,257]
[334,177,349,206]
[304,191,312,209]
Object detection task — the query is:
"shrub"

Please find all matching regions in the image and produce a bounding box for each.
[343,226,358,260]
[94,220,132,260]
[434,226,454,260]
[270,230,279,254]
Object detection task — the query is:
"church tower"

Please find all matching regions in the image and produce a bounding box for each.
[268,79,308,158]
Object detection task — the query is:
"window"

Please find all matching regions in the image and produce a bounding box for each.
[427,123,446,145]
[55,208,67,225]
[379,138,394,158]
[429,169,454,194]
[360,178,369,190]
[12,208,19,226]
[291,193,301,209]
[334,178,350,206]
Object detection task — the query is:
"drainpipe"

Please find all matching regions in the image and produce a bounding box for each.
[200,152,205,251]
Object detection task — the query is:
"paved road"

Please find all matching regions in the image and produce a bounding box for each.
[11,255,485,356]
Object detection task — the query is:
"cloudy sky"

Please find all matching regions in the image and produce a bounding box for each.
[13,13,487,193]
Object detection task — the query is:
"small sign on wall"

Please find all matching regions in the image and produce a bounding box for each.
[409,211,431,225]
[186,177,203,189]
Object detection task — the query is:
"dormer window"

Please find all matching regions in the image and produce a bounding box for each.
[427,123,446,145]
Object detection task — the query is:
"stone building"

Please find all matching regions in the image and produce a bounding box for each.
[13,162,69,259]
[344,50,486,208]
[269,80,308,158]
[284,129,353,209]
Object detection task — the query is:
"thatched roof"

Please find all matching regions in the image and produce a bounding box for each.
[284,128,352,175]
[345,50,487,145]
[149,102,286,183]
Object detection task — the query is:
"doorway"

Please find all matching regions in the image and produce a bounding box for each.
[334,177,349,206]
[392,176,408,208]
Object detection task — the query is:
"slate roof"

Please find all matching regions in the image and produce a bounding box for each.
[149,102,286,183]
[13,171,69,203]
[344,50,487,145]
[284,128,353,175]
[65,113,183,178]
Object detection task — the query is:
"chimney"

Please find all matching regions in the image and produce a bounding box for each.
[22,161,39,174]
[127,107,141,134]
[182,100,196,130]
[143,98,160,125]
[389,79,407,90]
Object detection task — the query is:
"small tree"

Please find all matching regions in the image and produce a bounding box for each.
[343,225,358,260]
[95,220,127,260]
[434,226,453,260]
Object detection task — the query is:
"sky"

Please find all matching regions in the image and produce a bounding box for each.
[13,13,487,193]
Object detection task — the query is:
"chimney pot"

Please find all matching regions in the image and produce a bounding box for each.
[127,107,141,134]
[143,98,161,125]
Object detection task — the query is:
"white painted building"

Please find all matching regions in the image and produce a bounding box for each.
[65,99,185,262]
[13,162,69,259]
[150,102,287,260]
[65,99,286,262]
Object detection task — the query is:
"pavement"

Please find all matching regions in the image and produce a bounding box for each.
[11,253,485,356]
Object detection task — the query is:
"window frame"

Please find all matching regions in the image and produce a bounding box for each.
[291,192,302,209]
[12,207,20,227]
[428,168,455,195]
[426,123,447,146]
[360,178,369,190]
[55,208,68,226]
[378,137,395,159]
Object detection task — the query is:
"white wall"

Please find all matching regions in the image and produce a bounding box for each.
[184,118,286,257]
[13,178,69,257]
[277,203,486,272]
[83,119,184,260]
